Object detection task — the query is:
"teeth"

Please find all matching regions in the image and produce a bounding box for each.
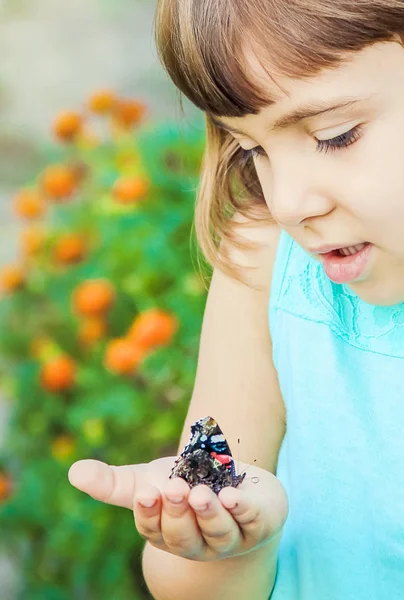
[339,243,367,256]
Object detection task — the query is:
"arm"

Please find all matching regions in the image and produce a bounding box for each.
[142,532,281,600]
[142,218,286,600]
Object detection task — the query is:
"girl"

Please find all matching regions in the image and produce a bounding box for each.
[69,2,404,599]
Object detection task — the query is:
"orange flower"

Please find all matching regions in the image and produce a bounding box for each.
[40,356,76,392]
[42,164,77,201]
[128,309,178,350]
[113,99,147,128]
[52,111,83,142]
[72,279,115,317]
[78,317,107,347]
[88,89,116,114]
[14,189,46,220]
[54,233,87,265]
[104,338,146,375]
[0,264,25,293]
[112,176,150,204]
[20,226,45,257]
[51,435,75,460]
[0,472,13,502]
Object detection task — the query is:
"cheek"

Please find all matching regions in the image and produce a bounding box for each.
[348,149,404,229]
[349,119,404,223]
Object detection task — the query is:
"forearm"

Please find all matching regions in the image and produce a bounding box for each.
[142,534,281,600]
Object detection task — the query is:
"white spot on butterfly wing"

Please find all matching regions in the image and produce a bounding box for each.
[210,434,225,444]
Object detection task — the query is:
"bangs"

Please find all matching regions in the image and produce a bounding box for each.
[155,0,403,119]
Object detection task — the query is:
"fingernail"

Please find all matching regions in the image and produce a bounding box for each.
[138,498,157,508]
[193,503,209,512]
[166,494,184,504]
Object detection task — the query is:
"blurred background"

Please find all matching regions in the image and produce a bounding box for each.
[0,1,207,598]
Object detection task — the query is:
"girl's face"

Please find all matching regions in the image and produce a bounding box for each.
[216,41,404,306]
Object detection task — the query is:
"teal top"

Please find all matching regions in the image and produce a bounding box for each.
[269,230,404,600]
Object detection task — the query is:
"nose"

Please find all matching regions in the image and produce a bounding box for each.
[268,163,335,227]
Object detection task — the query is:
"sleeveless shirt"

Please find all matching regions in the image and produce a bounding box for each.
[269,230,404,600]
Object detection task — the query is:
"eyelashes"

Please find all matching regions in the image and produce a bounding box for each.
[316,125,363,154]
[239,125,364,163]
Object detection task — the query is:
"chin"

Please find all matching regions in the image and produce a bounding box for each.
[348,279,404,307]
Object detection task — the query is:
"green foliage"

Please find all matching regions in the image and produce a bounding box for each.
[0,105,208,599]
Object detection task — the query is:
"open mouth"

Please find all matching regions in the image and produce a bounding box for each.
[331,243,370,258]
[320,242,373,284]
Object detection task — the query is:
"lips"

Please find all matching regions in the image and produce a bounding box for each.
[318,242,373,284]
[309,242,368,254]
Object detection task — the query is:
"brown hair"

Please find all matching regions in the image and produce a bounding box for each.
[154,0,404,280]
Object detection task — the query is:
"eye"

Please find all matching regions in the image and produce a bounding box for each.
[316,125,363,154]
[238,125,364,163]
[239,145,267,163]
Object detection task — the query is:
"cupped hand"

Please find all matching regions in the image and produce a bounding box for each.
[68,456,288,562]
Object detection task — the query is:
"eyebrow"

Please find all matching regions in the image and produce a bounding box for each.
[210,96,370,135]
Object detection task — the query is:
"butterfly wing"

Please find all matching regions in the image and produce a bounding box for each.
[170,416,246,494]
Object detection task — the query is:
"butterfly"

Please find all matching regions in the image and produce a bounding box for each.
[169,416,246,494]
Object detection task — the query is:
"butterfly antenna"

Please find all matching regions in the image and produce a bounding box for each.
[236,439,259,485]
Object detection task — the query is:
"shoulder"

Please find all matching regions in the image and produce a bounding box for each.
[219,213,281,293]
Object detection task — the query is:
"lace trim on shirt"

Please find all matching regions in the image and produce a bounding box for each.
[272,235,404,358]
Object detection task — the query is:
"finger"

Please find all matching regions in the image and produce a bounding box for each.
[218,486,272,543]
[133,490,165,547]
[160,478,206,559]
[68,459,138,509]
[187,485,242,558]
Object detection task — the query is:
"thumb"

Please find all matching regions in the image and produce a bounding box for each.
[68,459,138,510]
